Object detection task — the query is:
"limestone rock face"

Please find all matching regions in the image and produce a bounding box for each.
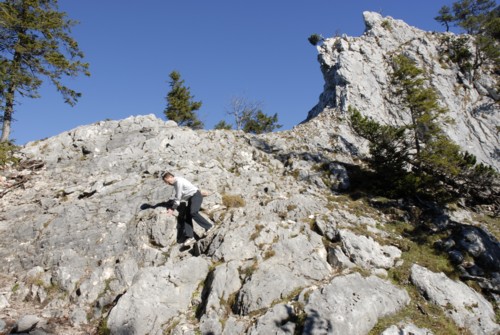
[0,112,498,335]
[107,257,210,335]
[411,264,499,335]
[304,11,499,170]
[303,272,410,335]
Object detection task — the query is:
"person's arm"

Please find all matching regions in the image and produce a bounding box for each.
[166,180,181,215]
[170,178,184,209]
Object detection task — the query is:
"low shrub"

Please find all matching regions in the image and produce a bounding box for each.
[222,193,245,208]
[0,141,19,168]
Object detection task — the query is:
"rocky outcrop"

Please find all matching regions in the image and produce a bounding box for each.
[107,257,210,334]
[303,272,410,335]
[1,114,497,334]
[411,264,499,335]
[0,11,499,335]
[303,11,499,170]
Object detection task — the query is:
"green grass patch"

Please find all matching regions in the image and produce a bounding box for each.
[96,318,111,335]
[471,212,500,241]
[369,221,470,334]
[386,221,456,281]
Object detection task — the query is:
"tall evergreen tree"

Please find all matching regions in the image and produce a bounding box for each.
[0,0,90,142]
[164,71,203,129]
[350,54,498,204]
[390,54,448,160]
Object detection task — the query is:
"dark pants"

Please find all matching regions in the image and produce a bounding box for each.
[183,191,212,238]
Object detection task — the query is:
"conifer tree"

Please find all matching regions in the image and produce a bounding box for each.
[164,71,203,129]
[307,33,324,46]
[436,0,499,72]
[242,110,282,134]
[350,54,498,204]
[450,0,496,34]
[225,96,282,134]
[0,0,90,142]
[435,5,454,31]
[390,54,448,160]
[213,120,232,130]
[389,54,479,187]
[349,106,410,195]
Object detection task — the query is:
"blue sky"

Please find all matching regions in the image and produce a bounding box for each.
[11,0,458,144]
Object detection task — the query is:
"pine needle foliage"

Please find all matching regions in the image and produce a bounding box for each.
[349,54,499,205]
[242,110,282,134]
[349,107,410,194]
[214,120,232,130]
[164,70,203,130]
[436,0,500,74]
[223,96,282,134]
[0,0,90,142]
[0,140,18,167]
[307,33,323,46]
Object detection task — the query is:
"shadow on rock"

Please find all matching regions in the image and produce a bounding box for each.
[140,200,174,210]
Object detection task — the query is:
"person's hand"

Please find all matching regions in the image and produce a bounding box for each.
[166,208,174,216]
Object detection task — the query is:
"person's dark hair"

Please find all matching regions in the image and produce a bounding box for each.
[162,171,174,180]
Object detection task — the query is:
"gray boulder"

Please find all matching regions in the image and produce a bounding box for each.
[410,264,499,335]
[303,272,410,335]
[107,257,210,335]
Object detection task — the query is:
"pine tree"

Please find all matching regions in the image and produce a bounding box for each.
[164,71,203,129]
[242,110,282,134]
[0,0,90,142]
[436,0,499,72]
[389,54,477,192]
[224,96,281,133]
[390,54,448,159]
[451,0,497,34]
[435,5,454,31]
[349,106,410,195]
[307,33,324,46]
[350,54,498,204]
[214,120,232,130]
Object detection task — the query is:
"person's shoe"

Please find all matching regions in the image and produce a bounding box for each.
[183,237,196,247]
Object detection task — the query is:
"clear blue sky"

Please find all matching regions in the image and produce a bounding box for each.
[12,0,457,144]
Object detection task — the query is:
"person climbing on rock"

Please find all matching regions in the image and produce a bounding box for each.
[162,171,214,247]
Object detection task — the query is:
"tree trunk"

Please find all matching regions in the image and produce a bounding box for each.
[1,111,12,143]
[1,50,21,143]
[0,85,15,143]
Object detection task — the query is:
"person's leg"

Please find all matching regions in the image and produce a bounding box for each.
[189,191,212,231]
[182,203,194,238]
[176,202,187,242]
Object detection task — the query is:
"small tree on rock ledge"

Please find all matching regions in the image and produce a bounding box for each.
[164,71,204,129]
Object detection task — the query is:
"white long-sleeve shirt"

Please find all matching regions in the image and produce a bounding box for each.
[169,176,198,208]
